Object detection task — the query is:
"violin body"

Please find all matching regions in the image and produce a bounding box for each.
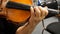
[7,9,30,24]
[6,0,33,24]
[0,0,32,24]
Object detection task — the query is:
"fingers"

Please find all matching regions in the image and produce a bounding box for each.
[30,7,35,18]
[34,6,48,18]
[30,6,48,19]
[44,6,48,16]
[29,6,48,26]
[34,6,41,17]
[38,6,45,17]
[38,6,48,18]
[30,6,48,22]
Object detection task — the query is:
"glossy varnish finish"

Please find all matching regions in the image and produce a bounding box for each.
[5,0,32,24]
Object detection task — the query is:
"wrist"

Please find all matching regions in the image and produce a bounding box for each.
[16,22,29,34]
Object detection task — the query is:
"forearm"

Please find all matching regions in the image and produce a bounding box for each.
[16,22,36,34]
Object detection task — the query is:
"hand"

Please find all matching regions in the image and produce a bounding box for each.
[16,6,48,34]
[29,6,48,26]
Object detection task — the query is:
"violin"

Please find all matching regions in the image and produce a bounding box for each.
[0,0,32,24]
[0,0,60,24]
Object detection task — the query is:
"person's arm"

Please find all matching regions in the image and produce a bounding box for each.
[16,6,48,34]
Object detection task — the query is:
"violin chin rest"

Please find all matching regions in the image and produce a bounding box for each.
[46,22,60,34]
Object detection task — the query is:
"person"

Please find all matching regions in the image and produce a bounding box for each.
[0,0,49,34]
